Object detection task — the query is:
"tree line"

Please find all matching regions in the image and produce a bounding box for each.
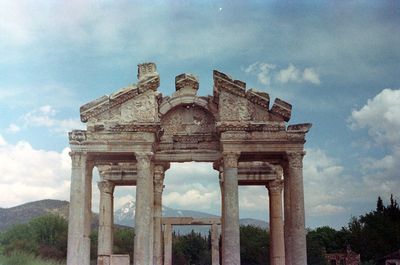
[0,195,399,265]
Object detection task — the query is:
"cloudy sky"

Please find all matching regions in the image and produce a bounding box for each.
[0,1,399,229]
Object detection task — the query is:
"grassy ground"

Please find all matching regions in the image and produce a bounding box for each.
[0,252,65,265]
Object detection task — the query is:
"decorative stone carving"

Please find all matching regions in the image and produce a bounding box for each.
[137,62,157,80]
[161,105,216,138]
[68,130,87,143]
[136,152,153,171]
[69,151,87,167]
[267,180,284,193]
[219,91,250,121]
[120,91,158,123]
[223,152,240,168]
[175,73,199,91]
[287,151,305,169]
[98,181,115,194]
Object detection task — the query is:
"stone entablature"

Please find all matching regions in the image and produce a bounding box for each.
[67,62,311,265]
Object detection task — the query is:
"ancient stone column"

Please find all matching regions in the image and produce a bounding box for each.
[67,151,93,265]
[267,180,285,265]
[164,223,172,265]
[219,172,225,260]
[97,180,115,263]
[283,164,292,265]
[211,223,220,265]
[287,152,307,265]
[134,152,154,265]
[153,165,166,265]
[222,152,241,265]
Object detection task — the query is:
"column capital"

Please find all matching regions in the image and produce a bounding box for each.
[97,180,115,194]
[266,180,284,194]
[286,151,305,169]
[135,152,153,170]
[222,152,240,168]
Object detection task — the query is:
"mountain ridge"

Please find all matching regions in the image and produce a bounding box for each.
[0,199,268,233]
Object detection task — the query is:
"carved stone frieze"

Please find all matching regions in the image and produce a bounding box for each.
[109,123,160,133]
[120,92,158,123]
[161,105,216,139]
[217,121,285,133]
[248,102,270,122]
[219,91,250,121]
[69,130,87,143]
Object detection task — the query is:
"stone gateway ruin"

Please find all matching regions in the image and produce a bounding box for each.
[67,63,311,265]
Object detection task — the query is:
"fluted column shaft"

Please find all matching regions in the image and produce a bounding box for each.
[267,180,285,265]
[219,173,225,261]
[67,152,93,265]
[97,180,115,258]
[222,152,241,265]
[164,224,172,265]
[211,223,220,265]
[287,152,307,265]
[134,152,154,265]
[153,165,165,265]
[283,164,292,265]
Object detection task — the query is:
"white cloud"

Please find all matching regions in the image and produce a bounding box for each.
[276,64,301,84]
[0,136,71,207]
[21,105,84,133]
[310,204,347,216]
[244,62,276,86]
[349,88,400,146]
[302,68,321,84]
[163,189,220,210]
[244,62,320,87]
[346,89,400,204]
[114,194,135,211]
[303,148,352,215]
[6,124,21,133]
[0,134,6,146]
[276,64,321,84]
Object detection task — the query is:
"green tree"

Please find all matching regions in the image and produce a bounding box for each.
[113,227,135,263]
[0,223,37,255]
[240,225,269,265]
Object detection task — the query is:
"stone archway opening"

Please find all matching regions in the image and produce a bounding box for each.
[162,162,220,265]
[238,186,270,263]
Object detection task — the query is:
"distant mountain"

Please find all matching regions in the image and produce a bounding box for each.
[0,199,268,234]
[114,200,268,235]
[0,199,69,231]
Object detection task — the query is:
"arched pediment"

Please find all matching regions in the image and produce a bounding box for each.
[158,97,218,151]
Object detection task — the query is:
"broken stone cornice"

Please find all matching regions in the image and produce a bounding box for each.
[270,98,292,122]
[175,73,199,91]
[287,123,312,133]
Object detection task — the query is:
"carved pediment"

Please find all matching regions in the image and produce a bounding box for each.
[80,63,161,129]
[213,70,292,123]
